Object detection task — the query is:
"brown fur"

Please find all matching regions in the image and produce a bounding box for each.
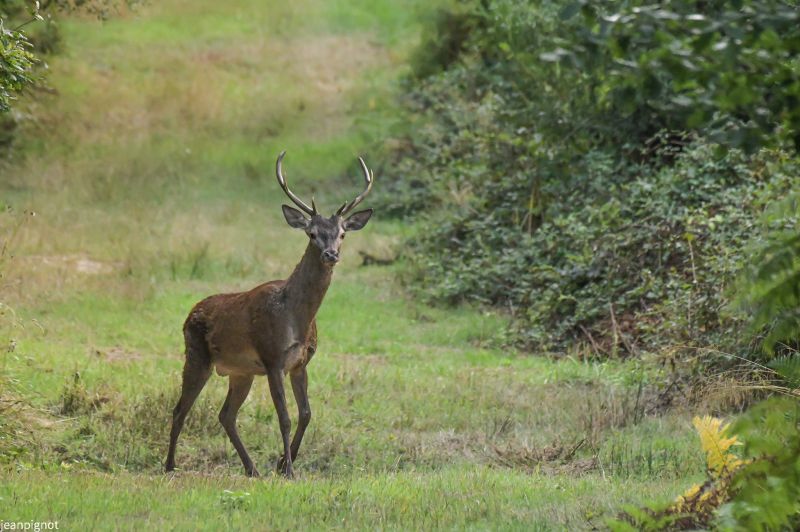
[165,152,374,479]
[189,241,329,376]
[165,240,334,478]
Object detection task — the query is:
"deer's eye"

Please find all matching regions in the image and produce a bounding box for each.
[309,233,316,239]
[340,233,345,239]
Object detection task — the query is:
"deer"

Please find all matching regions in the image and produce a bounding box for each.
[165,151,374,478]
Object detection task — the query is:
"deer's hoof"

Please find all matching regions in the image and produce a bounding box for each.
[276,456,294,479]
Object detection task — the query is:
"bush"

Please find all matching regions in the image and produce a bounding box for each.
[555,0,800,152]
[736,192,800,357]
[408,140,796,354]
[719,396,800,530]
[379,0,800,357]
[0,14,38,113]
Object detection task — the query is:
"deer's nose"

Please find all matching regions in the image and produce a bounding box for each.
[322,250,339,263]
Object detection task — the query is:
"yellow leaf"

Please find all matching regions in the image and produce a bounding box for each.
[674,483,701,510]
[692,415,743,478]
[681,484,701,499]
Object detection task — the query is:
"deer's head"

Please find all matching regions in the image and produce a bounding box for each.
[276,151,374,266]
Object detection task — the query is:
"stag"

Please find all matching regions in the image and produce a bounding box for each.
[165,151,374,478]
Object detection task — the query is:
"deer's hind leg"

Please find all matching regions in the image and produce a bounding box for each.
[165,326,212,472]
[219,375,258,477]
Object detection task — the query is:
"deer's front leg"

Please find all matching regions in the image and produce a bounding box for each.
[289,366,311,462]
[266,367,293,478]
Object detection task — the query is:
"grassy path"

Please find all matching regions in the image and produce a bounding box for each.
[1,1,704,528]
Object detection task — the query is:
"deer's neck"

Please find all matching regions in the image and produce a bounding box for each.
[282,241,334,329]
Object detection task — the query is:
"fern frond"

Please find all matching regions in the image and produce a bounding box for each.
[768,353,800,389]
[673,484,701,511]
[692,415,743,477]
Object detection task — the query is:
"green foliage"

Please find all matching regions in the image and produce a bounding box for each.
[715,190,800,530]
[401,133,796,353]
[556,0,800,151]
[409,2,483,80]
[768,354,800,390]
[379,0,800,355]
[610,167,800,529]
[718,397,800,530]
[0,15,37,112]
[736,192,800,356]
[219,489,252,512]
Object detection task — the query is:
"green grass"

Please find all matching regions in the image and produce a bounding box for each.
[2,468,691,530]
[0,0,708,528]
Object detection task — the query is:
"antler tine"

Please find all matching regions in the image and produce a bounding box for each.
[336,156,374,216]
[276,151,316,216]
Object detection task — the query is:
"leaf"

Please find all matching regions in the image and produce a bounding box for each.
[558,2,581,21]
[674,483,702,510]
[768,354,800,389]
[692,415,744,477]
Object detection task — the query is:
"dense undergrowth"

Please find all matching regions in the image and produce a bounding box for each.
[378,0,799,361]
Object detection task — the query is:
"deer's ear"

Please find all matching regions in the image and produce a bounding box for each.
[343,208,373,231]
[282,205,309,229]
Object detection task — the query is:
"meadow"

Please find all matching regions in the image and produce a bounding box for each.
[1,1,708,528]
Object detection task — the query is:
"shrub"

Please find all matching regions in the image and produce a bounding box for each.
[720,397,800,530]
[609,158,800,531]
[403,136,796,354]
[0,12,38,112]
[554,0,800,152]
[379,0,800,357]
[736,192,800,357]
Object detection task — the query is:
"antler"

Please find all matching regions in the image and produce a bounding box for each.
[276,151,316,216]
[336,157,374,216]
